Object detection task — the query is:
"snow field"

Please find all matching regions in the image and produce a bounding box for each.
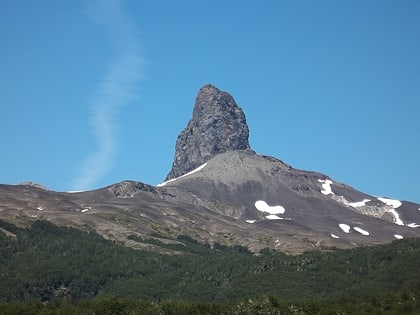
[318,179,334,195]
[157,163,207,187]
[339,223,351,233]
[316,176,408,229]
[377,197,402,208]
[348,199,371,207]
[407,223,420,228]
[388,209,404,226]
[254,200,285,215]
[265,214,282,220]
[327,189,407,227]
[350,196,405,226]
[337,223,369,236]
[251,200,289,222]
[353,226,370,236]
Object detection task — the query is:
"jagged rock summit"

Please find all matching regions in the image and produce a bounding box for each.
[165,84,251,181]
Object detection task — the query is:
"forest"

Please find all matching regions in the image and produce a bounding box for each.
[0,219,419,314]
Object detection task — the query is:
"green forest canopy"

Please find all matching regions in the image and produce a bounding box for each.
[0,219,419,314]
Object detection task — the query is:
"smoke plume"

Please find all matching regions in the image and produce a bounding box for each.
[72,0,144,191]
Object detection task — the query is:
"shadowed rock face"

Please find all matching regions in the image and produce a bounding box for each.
[165,84,251,181]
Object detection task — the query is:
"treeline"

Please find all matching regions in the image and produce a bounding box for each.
[1,293,419,314]
[0,220,419,313]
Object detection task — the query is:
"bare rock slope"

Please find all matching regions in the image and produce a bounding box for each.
[1,84,419,253]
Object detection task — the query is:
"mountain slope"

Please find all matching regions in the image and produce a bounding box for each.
[1,220,420,305]
[1,152,418,253]
[0,84,419,253]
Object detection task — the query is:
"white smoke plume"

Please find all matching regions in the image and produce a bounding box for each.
[72,0,144,191]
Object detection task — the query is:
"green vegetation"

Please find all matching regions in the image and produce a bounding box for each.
[0,219,419,314]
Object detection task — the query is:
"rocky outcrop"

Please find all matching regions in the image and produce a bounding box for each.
[20,182,48,190]
[108,181,156,198]
[165,84,252,180]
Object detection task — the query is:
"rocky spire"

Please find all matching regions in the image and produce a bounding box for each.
[165,84,252,180]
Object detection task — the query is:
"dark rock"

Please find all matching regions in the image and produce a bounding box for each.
[108,181,156,198]
[165,84,252,181]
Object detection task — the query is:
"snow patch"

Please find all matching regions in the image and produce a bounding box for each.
[36,206,43,211]
[318,179,334,195]
[331,233,340,239]
[388,209,404,226]
[339,223,351,233]
[353,226,370,236]
[348,199,371,207]
[377,197,402,208]
[375,197,404,226]
[266,214,282,220]
[81,208,90,213]
[394,234,404,240]
[407,223,420,228]
[254,200,285,215]
[246,220,256,224]
[156,163,207,187]
[67,190,84,193]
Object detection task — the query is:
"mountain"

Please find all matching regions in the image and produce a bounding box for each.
[165,84,252,181]
[0,85,419,254]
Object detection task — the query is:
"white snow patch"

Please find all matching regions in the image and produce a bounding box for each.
[246,220,256,224]
[156,163,207,187]
[388,209,404,226]
[180,162,207,177]
[318,179,334,195]
[254,200,285,215]
[156,178,177,187]
[394,234,404,240]
[353,226,370,236]
[36,206,43,211]
[331,233,340,239]
[378,197,402,208]
[407,223,420,228]
[67,190,84,193]
[339,223,351,233]
[266,214,282,220]
[348,199,371,207]
[81,208,90,213]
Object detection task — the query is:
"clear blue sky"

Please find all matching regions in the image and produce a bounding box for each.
[1,0,419,203]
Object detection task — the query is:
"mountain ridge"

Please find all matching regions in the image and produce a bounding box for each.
[0,84,419,254]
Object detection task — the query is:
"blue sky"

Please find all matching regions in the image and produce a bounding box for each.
[1,0,419,203]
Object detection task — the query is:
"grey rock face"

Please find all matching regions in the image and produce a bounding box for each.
[165,84,252,180]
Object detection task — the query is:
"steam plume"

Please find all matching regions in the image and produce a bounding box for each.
[72,0,144,191]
